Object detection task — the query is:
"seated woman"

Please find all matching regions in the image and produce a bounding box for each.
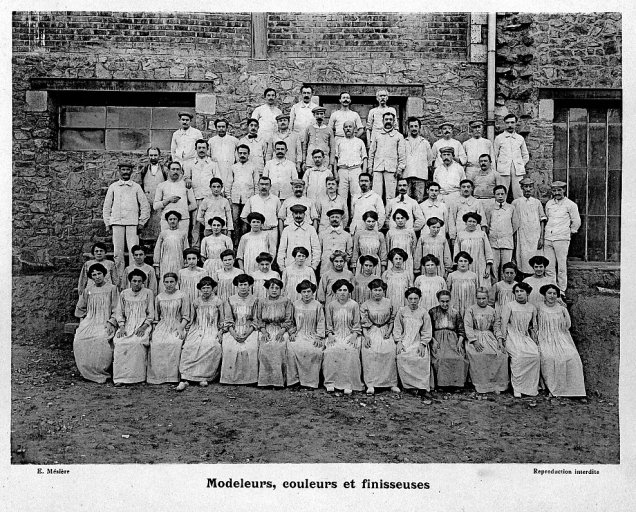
[393,287,434,395]
[360,279,399,395]
[429,289,468,389]
[536,284,586,398]
[414,254,447,313]
[73,263,119,383]
[464,287,509,395]
[288,280,325,389]
[496,281,539,398]
[147,273,190,386]
[176,276,224,391]
[255,278,294,388]
[323,279,364,395]
[113,268,154,386]
[220,274,259,385]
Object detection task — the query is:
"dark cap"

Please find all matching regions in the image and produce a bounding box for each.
[290,204,308,213]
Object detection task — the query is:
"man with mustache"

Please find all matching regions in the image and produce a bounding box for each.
[263,140,298,200]
[251,87,282,140]
[432,146,466,208]
[267,114,302,177]
[103,161,151,280]
[431,121,467,168]
[366,89,397,146]
[290,84,319,136]
[208,118,238,197]
[368,112,405,202]
[494,113,529,200]
[328,92,364,139]
[403,116,434,203]
[170,111,202,166]
[463,120,496,182]
[140,147,167,239]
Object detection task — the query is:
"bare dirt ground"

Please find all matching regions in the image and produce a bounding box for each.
[11,295,619,465]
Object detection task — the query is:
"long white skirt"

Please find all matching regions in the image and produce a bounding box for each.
[322,337,364,391]
[220,332,259,385]
[147,326,182,384]
[287,333,323,388]
[257,324,289,387]
[113,332,149,384]
[179,326,222,382]
[361,325,398,388]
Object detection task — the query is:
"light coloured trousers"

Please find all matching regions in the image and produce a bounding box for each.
[112,225,139,282]
[544,239,570,292]
[372,171,398,202]
[492,248,513,281]
[496,173,523,200]
[337,166,362,200]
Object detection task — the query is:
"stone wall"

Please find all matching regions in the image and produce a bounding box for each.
[494,12,622,200]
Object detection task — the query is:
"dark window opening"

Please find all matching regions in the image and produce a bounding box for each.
[55,91,195,152]
[553,100,621,262]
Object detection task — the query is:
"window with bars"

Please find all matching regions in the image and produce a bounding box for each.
[552,101,621,262]
[56,91,195,152]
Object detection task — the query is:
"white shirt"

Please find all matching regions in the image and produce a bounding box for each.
[432,138,467,167]
[290,101,318,135]
[328,109,363,137]
[171,127,203,163]
[463,137,496,172]
[433,162,466,196]
[252,104,283,139]
[404,136,434,180]
[183,157,220,200]
[494,131,529,176]
[385,194,426,231]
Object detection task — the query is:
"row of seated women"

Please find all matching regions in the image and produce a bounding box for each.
[73,260,586,398]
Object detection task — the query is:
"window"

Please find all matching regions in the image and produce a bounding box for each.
[553,101,621,262]
[56,91,195,152]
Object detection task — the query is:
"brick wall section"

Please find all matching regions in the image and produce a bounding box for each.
[268,13,468,60]
[494,12,621,199]
[12,12,252,56]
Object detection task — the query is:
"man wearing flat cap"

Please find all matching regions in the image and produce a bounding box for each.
[277,204,321,272]
[541,180,581,295]
[432,121,467,168]
[302,106,335,174]
[463,120,496,181]
[171,111,203,166]
[267,113,302,175]
[512,177,547,275]
[319,208,352,270]
[103,161,151,281]
[432,146,466,208]
[278,179,319,233]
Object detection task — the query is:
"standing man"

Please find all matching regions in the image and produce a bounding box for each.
[103,161,150,280]
[319,209,353,270]
[140,147,167,240]
[512,177,547,277]
[485,185,517,281]
[290,84,318,136]
[433,147,466,207]
[541,181,581,296]
[368,112,406,203]
[315,176,349,233]
[448,179,487,242]
[183,139,220,247]
[302,106,335,174]
[267,114,302,176]
[263,141,298,200]
[385,177,426,231]
[251,88,282,140]
[334,120,368,202]
[208,118,238,197]
[350,173,386,235]
[472,154,498,207]
[277,205,321,273]
[303,149,334,199]
[431,122,467,168]
[171,111,202,166]
[403,117,434,203]
[463,120,496,182]
[229,144,260,244]
[153,162,197,234]
[366,89,397,145]
[241,176,282,247]
[494,113,529,200]
[328,92,364,138]
[239,118,267,176]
